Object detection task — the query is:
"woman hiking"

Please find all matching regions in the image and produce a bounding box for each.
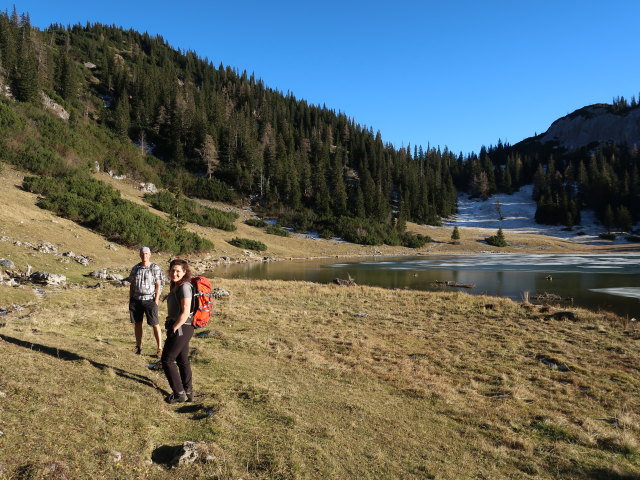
[161,259,195,403]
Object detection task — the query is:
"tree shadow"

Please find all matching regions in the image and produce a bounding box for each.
[0,333,168,394]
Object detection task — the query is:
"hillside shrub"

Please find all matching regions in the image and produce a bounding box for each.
[319,229,334,240]
[625,235,640,243]
[266,225,290,237]
[599,232,616,240]
[402,233,432,249]
[23,176,213,253]
[245,218,268,228]
[228,237,267,251]
[145,191,238,231]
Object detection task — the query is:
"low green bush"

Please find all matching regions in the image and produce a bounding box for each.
[598,232,616,241]
[228,237,267,251]
[266,225,290,237]
[402,233,432,248]
[23,176,213,254]
[625,235,640,242]
[145,191,238,231]
[245,218,268,228]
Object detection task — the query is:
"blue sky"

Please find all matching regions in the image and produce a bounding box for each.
[10,0,640,155]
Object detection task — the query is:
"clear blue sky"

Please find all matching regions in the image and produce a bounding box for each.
[10,0,640,155]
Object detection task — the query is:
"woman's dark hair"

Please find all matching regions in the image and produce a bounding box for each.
[168,259,192,290]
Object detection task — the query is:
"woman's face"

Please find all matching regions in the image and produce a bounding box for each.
[169,265,185,282]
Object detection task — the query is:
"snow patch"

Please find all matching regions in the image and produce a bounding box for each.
[443,184,637,243]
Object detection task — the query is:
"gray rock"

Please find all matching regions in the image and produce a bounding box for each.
[37,242,58,254]
[140,182,158,193]
[0,259,15,269]
[90,269,108,279]
[109,450,122,462]
[108,273,124,281]
[41,92,70,120]
[62,251,76,257]
[170,441,209,466]
[75,256,90,266]
[211,288,230,299]
[30,271,67,286]
[106,244,118,251]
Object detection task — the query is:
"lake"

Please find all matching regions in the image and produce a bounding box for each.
[211,254,640,318]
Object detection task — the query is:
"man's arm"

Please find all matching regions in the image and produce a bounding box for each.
[154,281,161,304]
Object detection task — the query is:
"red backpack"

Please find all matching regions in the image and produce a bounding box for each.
[190,276,213,328]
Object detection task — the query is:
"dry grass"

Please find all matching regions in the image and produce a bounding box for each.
[0,279,638,479]
[1,164,640,478]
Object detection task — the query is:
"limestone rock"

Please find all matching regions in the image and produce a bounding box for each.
[0,259,15,269]
[41,92,70,120]
[37,242,58,254]
[211,287,230,299]
[30,271,67,286]
[140,182,158,193]
[170,441,222,466]
[90,269,124,281]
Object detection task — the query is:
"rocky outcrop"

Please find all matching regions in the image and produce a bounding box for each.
[536,104,640,151]
[30,271,66,286]
[139,182,158,193]
[41,92,70,121]
[89,269,125,281]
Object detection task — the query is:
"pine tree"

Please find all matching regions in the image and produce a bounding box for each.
[451,226,460,242]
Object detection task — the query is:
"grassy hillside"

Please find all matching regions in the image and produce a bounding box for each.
[0,279,639,479]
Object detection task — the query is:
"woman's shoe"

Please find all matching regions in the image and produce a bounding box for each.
[186,391,194,402]
[165,392,188,404]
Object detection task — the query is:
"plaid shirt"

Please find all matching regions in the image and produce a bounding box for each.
[129,263,164,300]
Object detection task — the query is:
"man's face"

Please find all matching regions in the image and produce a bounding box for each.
[139,251,151,263]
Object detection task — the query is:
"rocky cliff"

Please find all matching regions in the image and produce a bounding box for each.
[535,104,640,150]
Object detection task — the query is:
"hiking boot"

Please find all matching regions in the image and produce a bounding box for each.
[165,392,188,404]
[186,391,194,402]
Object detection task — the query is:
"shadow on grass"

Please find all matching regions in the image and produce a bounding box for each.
[586,470,640,480]
[0,333,167,394]
[151,444,182,467]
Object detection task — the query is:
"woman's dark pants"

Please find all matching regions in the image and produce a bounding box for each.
[161,325,194,394]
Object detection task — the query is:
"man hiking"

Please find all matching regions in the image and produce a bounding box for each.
[128,246,164,357]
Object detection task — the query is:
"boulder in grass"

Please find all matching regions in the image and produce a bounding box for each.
[0,259,15,269]
[211,288,230,299]
[30,271,66,286]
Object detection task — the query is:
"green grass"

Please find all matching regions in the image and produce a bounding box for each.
[0,281,639,479]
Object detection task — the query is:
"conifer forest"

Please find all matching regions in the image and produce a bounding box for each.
[1,10,638,252]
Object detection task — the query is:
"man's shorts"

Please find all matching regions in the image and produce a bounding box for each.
[129,298,159,326]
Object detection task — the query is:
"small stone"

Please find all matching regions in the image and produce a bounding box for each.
[211,288,230,299]
[0,391,6,397]
[110,450,122,462]
[0,259,15,269]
